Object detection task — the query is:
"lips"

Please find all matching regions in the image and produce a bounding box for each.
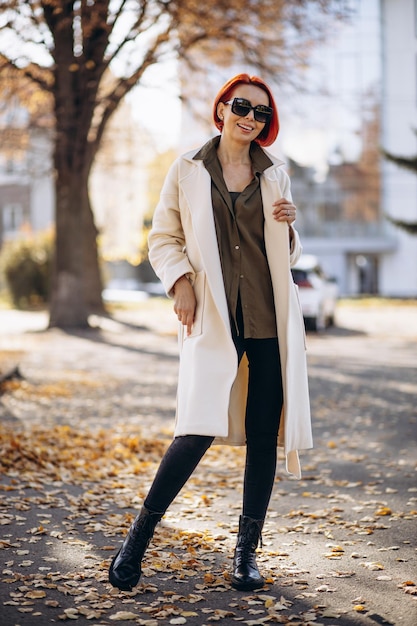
[237,123,254,132]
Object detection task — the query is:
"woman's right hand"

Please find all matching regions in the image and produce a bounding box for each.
[173,276,196,336]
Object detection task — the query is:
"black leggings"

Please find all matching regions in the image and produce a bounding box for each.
[145,326,283,521]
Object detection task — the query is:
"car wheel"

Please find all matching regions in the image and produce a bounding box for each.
[304,316,317,332]
[306,308,326,332]
[327,314,335,328]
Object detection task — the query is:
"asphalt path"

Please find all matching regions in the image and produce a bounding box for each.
[0,300,416,626]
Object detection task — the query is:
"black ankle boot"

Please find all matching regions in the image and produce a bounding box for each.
[231,515,265,591]
[109,506,162,591]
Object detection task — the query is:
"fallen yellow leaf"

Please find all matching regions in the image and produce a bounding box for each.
[25,590,46,599]
[375,507,392,516]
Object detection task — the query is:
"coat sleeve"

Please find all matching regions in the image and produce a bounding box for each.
[148,159,196,296]
[289,227,302,266]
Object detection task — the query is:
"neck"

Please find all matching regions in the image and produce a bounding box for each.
[217,137,251,165]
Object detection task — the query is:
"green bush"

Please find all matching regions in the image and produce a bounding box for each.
[0,231,53,308]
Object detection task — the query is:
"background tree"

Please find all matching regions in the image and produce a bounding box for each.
[0,0,348,327]
[382,133,417,235]
[0,58,53,162]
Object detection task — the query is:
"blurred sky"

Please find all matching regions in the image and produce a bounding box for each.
[129,0,381,177]
[128,59,182,152]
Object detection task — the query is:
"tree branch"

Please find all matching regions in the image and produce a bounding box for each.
[80,0,111,66]
[382,150,417,175]
[0,55,53,92]
[103,1,163,70]
[85,26,171,166]
[385,214,417,235]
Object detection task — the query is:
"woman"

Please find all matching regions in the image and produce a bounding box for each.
[109,73,312,593]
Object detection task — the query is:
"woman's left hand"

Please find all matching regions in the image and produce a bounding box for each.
[272,198,297,224]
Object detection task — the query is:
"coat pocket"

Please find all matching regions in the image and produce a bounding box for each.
[186,270,206,339]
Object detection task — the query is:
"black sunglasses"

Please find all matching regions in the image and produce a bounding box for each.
[224,97,273,124]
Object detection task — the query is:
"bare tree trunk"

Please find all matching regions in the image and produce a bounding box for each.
[82,190,106,314]
[49,169,90,328]
[49,171,106,326]
[48,28,106,327]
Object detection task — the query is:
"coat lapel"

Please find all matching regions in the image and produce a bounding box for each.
[179,158,230,329]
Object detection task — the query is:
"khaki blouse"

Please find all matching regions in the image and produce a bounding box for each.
[193,137,278,339]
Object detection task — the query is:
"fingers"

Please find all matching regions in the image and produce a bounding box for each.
[178,313,194,336]
[272,198,297,224]
[173,277,196,336]
[185,315,194,336]
[175,307,195,335]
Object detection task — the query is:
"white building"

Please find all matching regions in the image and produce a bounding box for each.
[0,100,54,245]
[175,2,407,296]
[379,0,417,297]
[278,0,417,297]
[179,0,417,297]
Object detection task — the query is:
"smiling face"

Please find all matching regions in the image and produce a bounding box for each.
[217,83,270,145]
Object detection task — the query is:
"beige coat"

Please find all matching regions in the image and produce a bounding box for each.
[148,146,312,478]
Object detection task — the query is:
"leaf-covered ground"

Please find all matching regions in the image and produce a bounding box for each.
[0,301,416,626]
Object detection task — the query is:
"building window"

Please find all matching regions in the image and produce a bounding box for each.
[317,201,340,222]
[2,204,24,236]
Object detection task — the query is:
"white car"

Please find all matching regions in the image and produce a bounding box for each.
[291,255,338,331]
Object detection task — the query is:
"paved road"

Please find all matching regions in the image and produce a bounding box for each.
[0,300,416,626]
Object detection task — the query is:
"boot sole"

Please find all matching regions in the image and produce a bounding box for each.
[231,577,265,591]
[109,578,133,592]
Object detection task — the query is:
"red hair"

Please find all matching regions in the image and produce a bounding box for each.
[212,74,279,147]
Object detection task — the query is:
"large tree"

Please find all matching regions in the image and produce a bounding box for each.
[0,0,347,327]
